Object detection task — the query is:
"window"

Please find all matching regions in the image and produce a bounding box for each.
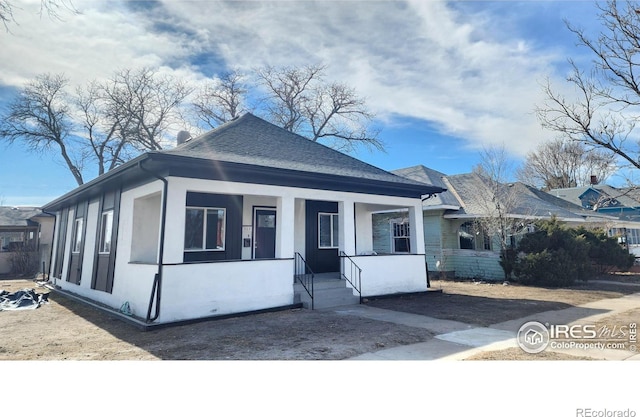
[318,213,339,249]
[184,207,226,251]
[99,210,114,254]
[459,221,476,250]
[72,218,84,253]
[391,220,410,253]
[482,233,492,251]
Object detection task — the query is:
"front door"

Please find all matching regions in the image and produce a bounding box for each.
[254,208,277,259]
[305,200,340,273]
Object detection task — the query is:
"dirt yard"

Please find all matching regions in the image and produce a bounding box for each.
[1,277,638,360]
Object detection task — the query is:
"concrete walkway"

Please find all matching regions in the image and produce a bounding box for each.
[336,290,640,360]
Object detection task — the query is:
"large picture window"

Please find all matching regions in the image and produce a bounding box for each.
[318,213,339,249]
[184,207,226,251]
[391,220,410,253]
[98,210,113,254]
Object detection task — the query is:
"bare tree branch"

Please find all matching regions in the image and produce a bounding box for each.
[517,138,617,189]
[538,1,640,174]
[1,0,78,32]
[192,70,248,129]
[0,73,85,185]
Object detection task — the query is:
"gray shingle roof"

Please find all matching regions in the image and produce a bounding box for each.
[165,113,429,187]
[441,173,603,221]
[550,185,640,209]
[0,207,48,227]
[391,165,460,208]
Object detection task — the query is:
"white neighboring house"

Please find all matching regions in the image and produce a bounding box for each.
[43,114,444,326]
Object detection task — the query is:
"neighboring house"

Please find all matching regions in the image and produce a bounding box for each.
[43,114,444,325]
[0,207,54,275]
[373,165,617,281]
[550,185,640,256]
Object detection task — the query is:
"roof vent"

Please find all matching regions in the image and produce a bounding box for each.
[177,131,191,145]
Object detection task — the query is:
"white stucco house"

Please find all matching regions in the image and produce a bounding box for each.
[43,114,444,326]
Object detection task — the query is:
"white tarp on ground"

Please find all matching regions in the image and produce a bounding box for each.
[0,288,49,311]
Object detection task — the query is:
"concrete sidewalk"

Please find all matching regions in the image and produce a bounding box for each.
[337,290,640,361]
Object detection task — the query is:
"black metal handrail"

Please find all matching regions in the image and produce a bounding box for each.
[339,251,362,304]
[294,252,315,310]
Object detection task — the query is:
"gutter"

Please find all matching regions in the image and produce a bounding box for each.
[138,158,168,323]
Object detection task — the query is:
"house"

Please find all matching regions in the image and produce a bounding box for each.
[372,165,617,281]
[0,207,54,276]
[42,114,444,325]
[550,185,640,256]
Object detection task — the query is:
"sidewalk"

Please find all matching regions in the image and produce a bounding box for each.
[337,290,640,360]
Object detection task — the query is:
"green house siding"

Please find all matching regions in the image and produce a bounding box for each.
[374,210,507,281]
[444,249,504,280]
[423,211,445,271]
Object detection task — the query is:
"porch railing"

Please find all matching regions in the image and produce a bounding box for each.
[339,251,362,304]
[294,252,315,310]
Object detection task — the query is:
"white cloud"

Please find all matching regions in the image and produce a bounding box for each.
[1,0,576,159]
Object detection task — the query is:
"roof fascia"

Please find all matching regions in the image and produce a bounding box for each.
[152,153,444,199]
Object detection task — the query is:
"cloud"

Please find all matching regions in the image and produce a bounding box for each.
[1,0,575,158]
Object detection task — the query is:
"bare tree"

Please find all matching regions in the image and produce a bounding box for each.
[102,68,193,152]
[1,68,192,184]
[192,70,248,129]
[1,0,77,32]
[472,146,522,280]
[256,64,383,151]
[537,1,640,174]
[0,73,85,185]
[75,80,137,176]
[517,138,617,190]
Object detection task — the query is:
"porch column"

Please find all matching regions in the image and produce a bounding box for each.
[408,201,425,255]
[276,196,295,258]
[338,200,356,256]
[354,203,373,254]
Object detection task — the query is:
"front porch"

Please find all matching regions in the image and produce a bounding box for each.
[108,177,431,323]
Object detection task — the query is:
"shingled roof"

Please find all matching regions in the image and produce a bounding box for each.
[392,165,459,208]
[0,207,50,228]
[165,113,430,187]
[44,113,443,210]
[443,173,613,221]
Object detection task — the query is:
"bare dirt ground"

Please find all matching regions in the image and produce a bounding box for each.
[1,276,638,360]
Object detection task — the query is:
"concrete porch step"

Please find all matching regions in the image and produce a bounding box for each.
[293,273,360,309]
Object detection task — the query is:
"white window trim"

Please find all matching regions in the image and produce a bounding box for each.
[98,210,114,255]
[72,218,83,253]
[184,206,227,252]
[318,212,339,249]
[390,219,411,253]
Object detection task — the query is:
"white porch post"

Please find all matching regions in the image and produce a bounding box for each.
[409,201,426,255]
[338,200,356,256]
[276,196,295,258]
[354,203,373,254]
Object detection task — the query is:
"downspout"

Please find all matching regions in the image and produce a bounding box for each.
[138,158,168,323]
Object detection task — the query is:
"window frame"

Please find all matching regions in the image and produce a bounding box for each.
[390,219,411,253]
[98,210,114,255]
[184,206,226,252]
[72,218,84,253]
[318,212,339,249]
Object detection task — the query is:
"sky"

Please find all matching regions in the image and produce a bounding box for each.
[0,0,609,206]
